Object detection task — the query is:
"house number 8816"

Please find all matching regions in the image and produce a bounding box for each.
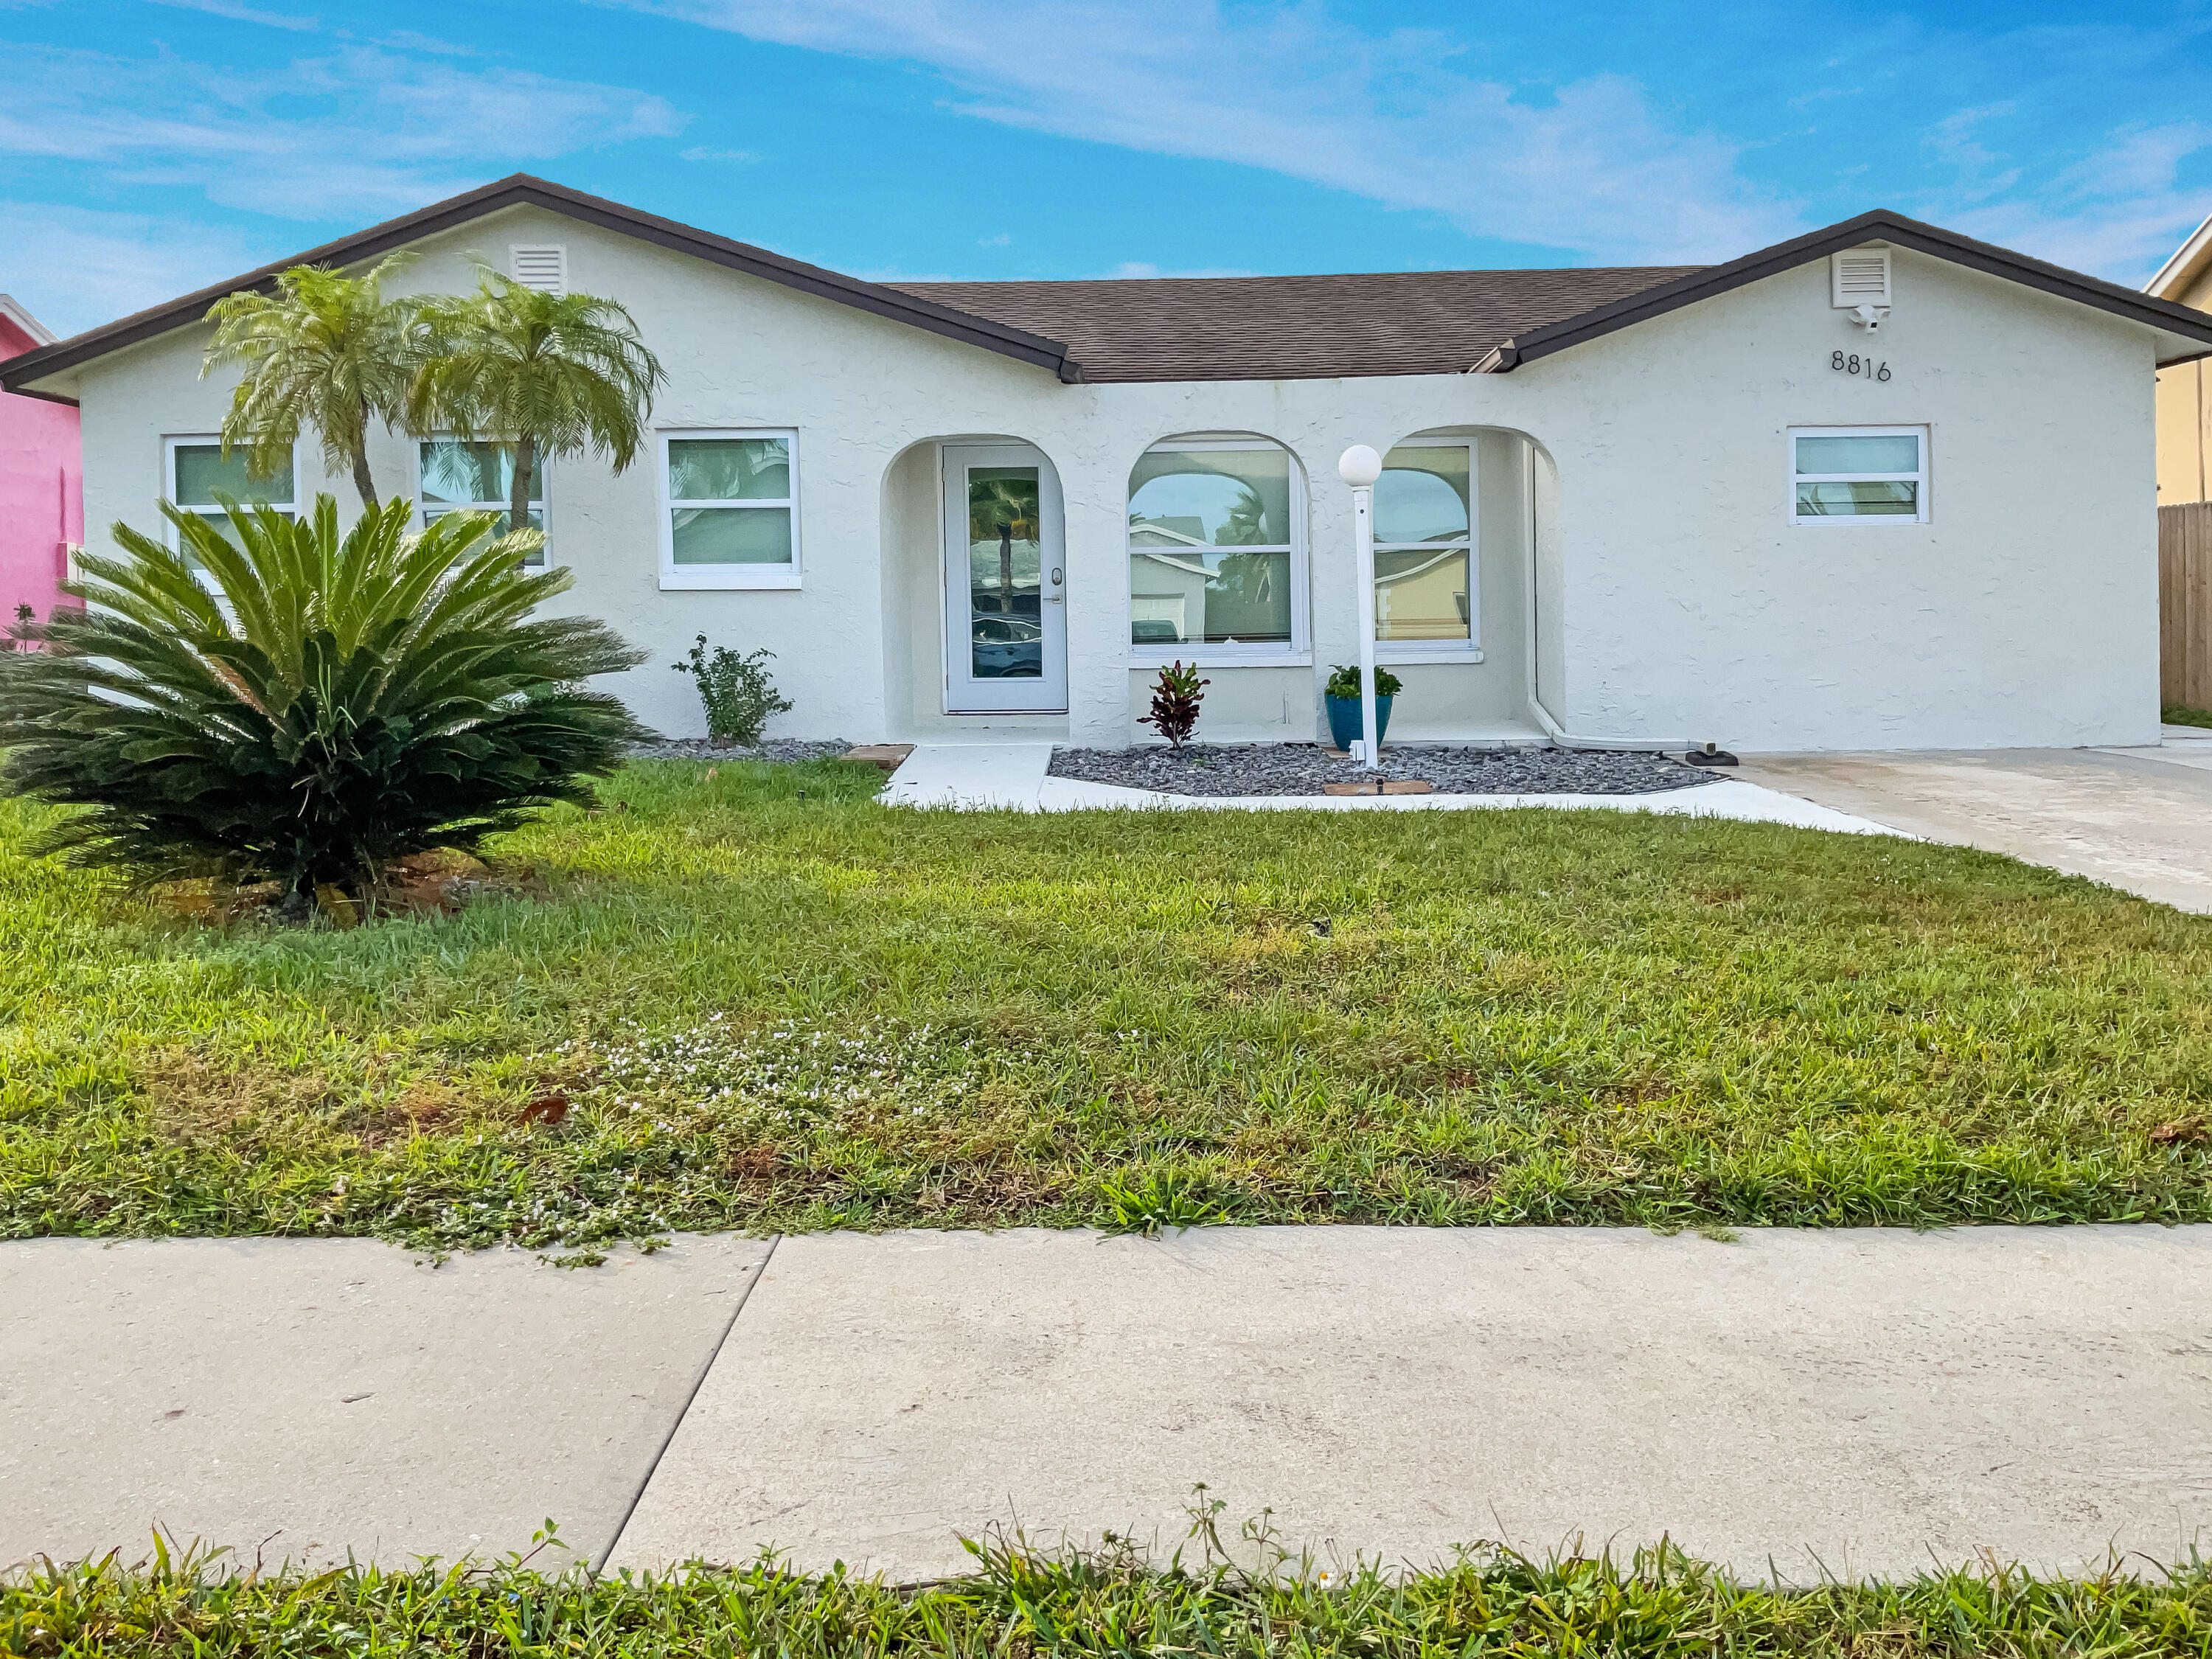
[1832,351,1891,380]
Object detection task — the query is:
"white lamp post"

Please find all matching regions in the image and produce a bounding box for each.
[1337,444,1383,773]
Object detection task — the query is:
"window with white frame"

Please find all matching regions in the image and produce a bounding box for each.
[419,438,546,567]
[165,436,295,554]
[1127,439,1304,658]
[1374,441,1475,654]
[658,431,799,589]
[1790,426,1928,524]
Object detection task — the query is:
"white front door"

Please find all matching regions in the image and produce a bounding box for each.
[942,443,1067,713]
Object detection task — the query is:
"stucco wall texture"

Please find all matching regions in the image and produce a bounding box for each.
[0,310,81,626]
[72,209,2162,753]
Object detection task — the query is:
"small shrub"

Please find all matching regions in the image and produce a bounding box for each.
[1325,663,1402,699]
[672,634,793,746]
[1138,660,1210,750]
[0,496,645,911]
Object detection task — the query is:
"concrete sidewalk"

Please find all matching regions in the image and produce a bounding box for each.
[8,1226,2211,1583]
[0,1234,773,1571]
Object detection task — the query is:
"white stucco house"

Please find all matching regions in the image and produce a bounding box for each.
[7,175,2212,752]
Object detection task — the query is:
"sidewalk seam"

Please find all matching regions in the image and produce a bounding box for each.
[591,1233,781,1575]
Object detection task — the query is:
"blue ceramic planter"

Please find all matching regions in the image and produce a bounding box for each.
[1325,693,1392,751]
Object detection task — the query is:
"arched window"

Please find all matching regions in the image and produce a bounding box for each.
[1128,437,1306,662]
[1374,439,1475,655]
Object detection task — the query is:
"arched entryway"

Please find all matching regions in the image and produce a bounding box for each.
[879,435,1071,739]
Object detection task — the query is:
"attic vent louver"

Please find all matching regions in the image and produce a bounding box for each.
[510,245,567,295]
[1831,247,1891,309]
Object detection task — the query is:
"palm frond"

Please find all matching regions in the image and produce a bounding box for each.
[0,493,648,900]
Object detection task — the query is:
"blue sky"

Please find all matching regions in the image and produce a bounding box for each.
[4,0,2211,338]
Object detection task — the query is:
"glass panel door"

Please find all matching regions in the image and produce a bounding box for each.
[942,445,1066,712]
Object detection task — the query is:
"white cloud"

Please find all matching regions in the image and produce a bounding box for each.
[597,0,1800,262]
[1930,119,2212,282]
[0,42,687,222]
[1098,260,1259,279]
[145,0,318,29]
[0,200,270,335]
[679,145,759,161]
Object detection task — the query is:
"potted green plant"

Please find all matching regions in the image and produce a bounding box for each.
[1324,664,1401,751]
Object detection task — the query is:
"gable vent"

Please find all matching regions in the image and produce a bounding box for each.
[509,245,567,295]
[1831,247,1892,308]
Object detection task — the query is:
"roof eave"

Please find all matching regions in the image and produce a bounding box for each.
[1476,209,2212,373]
[0,174,1079,397]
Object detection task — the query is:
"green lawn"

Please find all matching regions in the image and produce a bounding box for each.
[5,1529,2208,1659]
[2,758,2209,1251]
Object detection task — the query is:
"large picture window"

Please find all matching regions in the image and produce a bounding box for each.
[1790,426,1928,524]
[658,430,800,590]
[165,436,294,554]
[1374,441,1475,655]
[1127,440,1304,660]
[419,439,546,567]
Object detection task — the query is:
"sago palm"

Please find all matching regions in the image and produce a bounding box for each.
[0,496,647,908]
[411,267,665,532]
[202,254,425,510]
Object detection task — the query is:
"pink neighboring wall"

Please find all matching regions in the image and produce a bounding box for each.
[0,299,82,625]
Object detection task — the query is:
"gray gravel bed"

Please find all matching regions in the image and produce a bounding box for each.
[625,739,858,763]
[1048,742,1722,797]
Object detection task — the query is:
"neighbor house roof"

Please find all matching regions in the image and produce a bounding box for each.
[2146,210,2212,306]
[0,294,56,351]
[7,179,2212,406]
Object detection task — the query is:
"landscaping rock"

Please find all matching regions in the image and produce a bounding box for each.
[1048,743,1721,797]
[625,740,856,763]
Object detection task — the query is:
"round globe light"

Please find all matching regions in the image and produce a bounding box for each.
[1337,444,1382,487]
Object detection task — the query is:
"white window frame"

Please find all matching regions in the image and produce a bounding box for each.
[1127,437,1310,669]
[162,433,297,553]
[1374,437,1482,665]
[656,428,802,591]
[414,436,549,568]
[1789,425,1930,526]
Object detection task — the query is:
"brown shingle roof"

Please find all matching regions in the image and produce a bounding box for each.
[10,182,2212,404]
[889,267,1702,382]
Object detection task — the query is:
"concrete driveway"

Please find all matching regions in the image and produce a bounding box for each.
[1738,733,2212,913]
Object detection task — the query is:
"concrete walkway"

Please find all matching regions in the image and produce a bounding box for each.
[8,1227,2211,1583]
[884,742,1898,832]
[1739,734,2212,913]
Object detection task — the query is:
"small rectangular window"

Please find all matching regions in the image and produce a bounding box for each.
[1373,441,1475,653]
[658,430,800,589]
[419,438,546,567]
[165,436,295,560]
[1127,442,1304,656]
[1790,425,1927,524]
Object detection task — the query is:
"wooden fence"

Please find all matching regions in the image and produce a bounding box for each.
[2160,501,2212,710]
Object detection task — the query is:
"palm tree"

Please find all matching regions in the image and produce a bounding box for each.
[0,495,646,908]
[201,254,425,512]
[411,268,665,535]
